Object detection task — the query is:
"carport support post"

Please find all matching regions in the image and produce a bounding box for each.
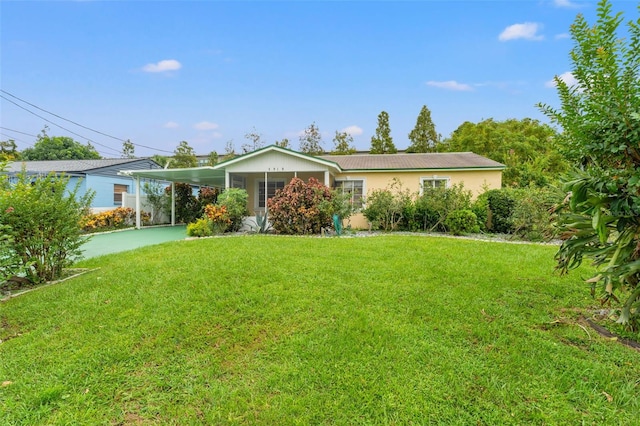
[135,176,141,229]
[171,182,176,226]
[324,170,329,186]
[264,172,268,213]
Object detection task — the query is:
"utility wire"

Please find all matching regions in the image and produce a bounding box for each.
[0,127,38,138]
[1,90,174,154]
[1,93,123,156]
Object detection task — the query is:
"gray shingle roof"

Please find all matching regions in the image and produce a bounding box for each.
[5,158,150,174]
[319,152,505,171]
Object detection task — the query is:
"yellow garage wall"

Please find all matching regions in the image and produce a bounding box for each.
[337,169,503,229]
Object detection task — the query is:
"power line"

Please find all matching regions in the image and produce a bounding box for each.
[0,127,38,138]
[0,90,174,154]
[0,94,122,156]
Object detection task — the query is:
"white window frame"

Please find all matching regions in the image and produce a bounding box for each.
[334,179,365,209]
[254,178,286,211]
[420,176,449,195]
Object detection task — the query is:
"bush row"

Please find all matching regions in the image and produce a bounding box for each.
[363,181,563,241]
[80,207,151,233]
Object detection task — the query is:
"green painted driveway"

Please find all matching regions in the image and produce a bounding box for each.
[81,226,187,259]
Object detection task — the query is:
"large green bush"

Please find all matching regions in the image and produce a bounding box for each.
[217,188,248,232]
[0,170,94,283]
[169,182,199,224]
[413,183,473,232]
[444,209,480,236]
[362,179,414,232]
[485,189,516,234]
[268,177,333,234]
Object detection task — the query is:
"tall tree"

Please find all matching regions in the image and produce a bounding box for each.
[21,128,101,160]
[207,151,219,166]
[407,105,441,153]
[0,139,19,161]
[370,111,396,154]
[331,131,356,155]
[121,139,135,158]
[442,118,566,187]
[298,122,324,155]
[242,127,265,153]
[224,140,237,159]
[538,0,640,327]
[171,140,197,168]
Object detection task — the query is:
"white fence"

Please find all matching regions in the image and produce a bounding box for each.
[122,192,170,224]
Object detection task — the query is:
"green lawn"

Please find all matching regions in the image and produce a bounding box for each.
[1,235,639,424]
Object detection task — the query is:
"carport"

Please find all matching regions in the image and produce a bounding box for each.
[118,166,226,229]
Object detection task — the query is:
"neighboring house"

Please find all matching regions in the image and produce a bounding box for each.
[5,158,162,211]
[121,145,505,229]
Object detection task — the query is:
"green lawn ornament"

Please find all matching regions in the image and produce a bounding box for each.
[332,214,342,236]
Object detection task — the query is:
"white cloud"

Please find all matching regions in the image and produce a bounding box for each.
[142,59,182,73]
[163,121,179,129]
[426,80,473,91]
[499,23,544,41]
[193,121,219,130]
[341,125,363,136]
[553,0,580,8]
[545,71,579,88]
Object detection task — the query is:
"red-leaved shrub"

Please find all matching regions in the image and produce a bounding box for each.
[267,177,333,234]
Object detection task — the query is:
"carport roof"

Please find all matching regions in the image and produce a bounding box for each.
[118,166,226,187]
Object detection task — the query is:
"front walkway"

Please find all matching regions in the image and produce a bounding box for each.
[81,225,187,259]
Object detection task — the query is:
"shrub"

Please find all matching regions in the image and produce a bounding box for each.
[268,177,333,234]
[362,179,414,232]
[186,218,214,237]
[510,186,563,241]
[217,188,248,232]
[485,189,516,234]
[142,180,170,224]
[1,224,24,285]
[169,182,199,224]
[81,207,147,233]
[203,204,231,233]
[413,183,473,232]
[445,209,480,236]
[0,170,94,283]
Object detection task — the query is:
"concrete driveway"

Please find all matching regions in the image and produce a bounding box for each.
[80,225,187,259]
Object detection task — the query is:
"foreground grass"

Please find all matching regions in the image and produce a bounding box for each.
[1,235,639,424]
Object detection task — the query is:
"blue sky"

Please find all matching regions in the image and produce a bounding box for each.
[1,0,638,157]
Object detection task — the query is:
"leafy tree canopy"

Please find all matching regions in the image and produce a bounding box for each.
[242,127,265,153]
[299,122,324,155]
[538,0,640,328]
[275,138,290,149]
[171,140,197,168]
[407,105,441,153]
[370,111,397,154]
[441,118,567,187]
[121,139,135,158]
[331,131,356,155]
[21,128,101,160]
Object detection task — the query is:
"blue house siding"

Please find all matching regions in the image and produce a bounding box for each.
[5,158,162,210]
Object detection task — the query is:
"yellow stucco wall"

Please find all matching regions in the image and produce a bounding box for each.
[230,168,502,229]
[336,169,503,229]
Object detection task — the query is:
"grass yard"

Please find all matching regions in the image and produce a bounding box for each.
[1,235,639,424]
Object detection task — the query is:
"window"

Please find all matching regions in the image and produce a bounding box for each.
[114,184,129,205]
[335,180,364,208]
[257,179,285,208]
[231,175,246,189]
[420,177,449,194]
